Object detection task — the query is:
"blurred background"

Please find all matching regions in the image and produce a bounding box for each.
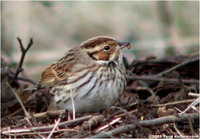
[2,1,199,81]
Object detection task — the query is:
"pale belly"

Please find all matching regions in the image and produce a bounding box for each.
[50,72,126,114]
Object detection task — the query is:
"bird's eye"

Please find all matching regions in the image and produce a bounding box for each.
[104,45,111,51]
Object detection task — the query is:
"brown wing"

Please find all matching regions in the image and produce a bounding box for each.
[37,48,81,88]
[24,59,77,91]
[38,61,74,88]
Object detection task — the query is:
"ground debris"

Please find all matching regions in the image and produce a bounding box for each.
[1,53,199,138]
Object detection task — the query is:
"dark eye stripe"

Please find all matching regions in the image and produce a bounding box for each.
[87,51,98,60]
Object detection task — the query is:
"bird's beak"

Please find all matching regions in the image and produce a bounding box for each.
[117,41,131,50]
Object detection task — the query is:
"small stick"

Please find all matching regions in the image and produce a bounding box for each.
[2,115,92,135]
[180,97,200,115]
[47,116,61,139]
[95,118,121,133]
[9,74,37,85]
[24,117,45,138]
[7,109,22,118]
[152,99,196,107]
[2,129,77,136]
[6,82,29,117]
[139,80,159,104]
[174,107,183,113]
[114,109,138,118]
[173,121,185,137]
[91,113,199,138]
[188,117,198,136]
[111,106,148,136]
[154,55,199,77]
[188,92,200,97]
[14,37,33,80]
[70,89,76,120]
[128,75,199,84]
[27,109,66,118]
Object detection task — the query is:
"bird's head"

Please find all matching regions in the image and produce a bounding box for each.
[80,36,131,64]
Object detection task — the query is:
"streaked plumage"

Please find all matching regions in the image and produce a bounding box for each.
[28,36,130,114]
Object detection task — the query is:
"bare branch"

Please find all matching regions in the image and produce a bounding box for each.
[9,74,37,85]
[14,38,33,80]
[6,82,29,117]
[91,113,199,138]
[127,75,199,84]
[154,55,199,77]
[2,115,92,135]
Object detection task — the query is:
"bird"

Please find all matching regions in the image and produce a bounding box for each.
[26,36,131,114]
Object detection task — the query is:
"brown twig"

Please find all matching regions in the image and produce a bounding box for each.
[180,97,200,114]
[6,82,29,117]
[139,80,159,104]
[114,109,138,118]
[151,99,196,107]
[173,121,185,137]
[82,115,104,130]
[91,113,199,138]
[9,74,37,85]
[188,116,198,136]
[14,37,33,80]
[7,109,23,118]
[27,109,66,118]
[128,75,199,84]
[47,113,64,139]
[188,92,199,97]
[2,115,92,135]
[2,129,77,136]
[154,55,199,77]
[110,106,148,136]
[95,117,121,133]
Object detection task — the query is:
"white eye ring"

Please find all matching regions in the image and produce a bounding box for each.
[104,45,111,51]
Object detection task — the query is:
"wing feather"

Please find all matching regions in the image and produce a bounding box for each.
[38,62,74,88]
[37,48,81,88]
[26,47,91,90]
